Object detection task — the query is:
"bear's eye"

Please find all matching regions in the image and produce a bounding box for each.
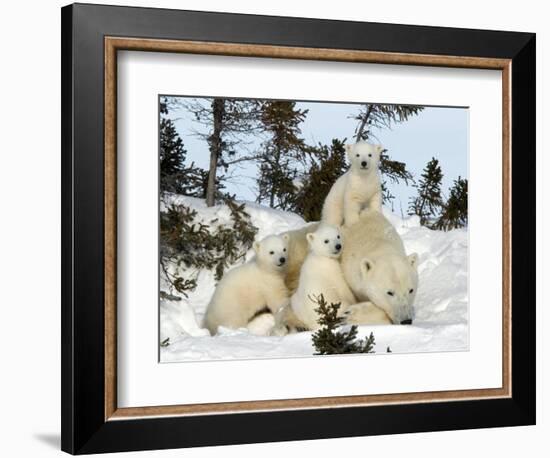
[337,235,340,239]
[387,291,394,296]
[324,240,329,244]
[356,154,360,157]
[409,288,414,294]
[283,248,286,252]
[368,153,372,157]
[269,251,274,255]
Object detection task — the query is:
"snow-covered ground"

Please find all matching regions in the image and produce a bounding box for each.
[160,196,468,362]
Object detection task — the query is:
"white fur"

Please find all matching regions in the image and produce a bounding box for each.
[283,222,320,293]
[270,304,307,336]
[341,210,419,324]
[290,224,356,330]
[247,313,276,336]
[343,301,391,325]
[203,234,290,335]
[322,142,383,226]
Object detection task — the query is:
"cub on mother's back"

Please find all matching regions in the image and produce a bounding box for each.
[322,141,383,227]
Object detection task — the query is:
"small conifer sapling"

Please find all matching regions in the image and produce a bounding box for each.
[311,295,376,355]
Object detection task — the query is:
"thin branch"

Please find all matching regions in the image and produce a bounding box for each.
[355,105,372,142]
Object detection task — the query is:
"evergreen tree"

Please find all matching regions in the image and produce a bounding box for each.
[291,139,347,221]
[352,104,423,204]
[159,197,258,296]
[159,98,207,197]
[183,98,262,206]
[256,101,309,210]
[408,157,444,227]
[434,177,468,231]
[159,97,263,296]
[311,295,376,355]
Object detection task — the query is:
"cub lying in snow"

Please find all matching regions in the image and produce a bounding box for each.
[285,224,356,331]
[203,234,290,335]
[322,141,383,227]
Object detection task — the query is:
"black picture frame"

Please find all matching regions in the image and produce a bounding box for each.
[61,3,536,454]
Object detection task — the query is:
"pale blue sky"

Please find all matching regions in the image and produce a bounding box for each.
[166,98,468,213]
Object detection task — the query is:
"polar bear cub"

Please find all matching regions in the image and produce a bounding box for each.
[203,234,290,335]
[322,141,383,227]
[289,224,356,331]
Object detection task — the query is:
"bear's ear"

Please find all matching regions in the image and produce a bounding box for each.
[360,257,374,277]
[282,233,290,242]
[408,253,419,269]
[376,144,384,154]
[306,233,315,245]
[345,144,354,158]
[253,241,261,254]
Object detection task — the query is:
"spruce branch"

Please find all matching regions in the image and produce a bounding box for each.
[433,176,468,231]
[311,295,377,355]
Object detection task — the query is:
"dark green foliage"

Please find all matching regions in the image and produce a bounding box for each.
[380,180,396,211]
[291,139,347,221]
[434,176,468,231]
[221,195,257,251]
[159,198,258,296]
[159,291,182,302]
[379,151,414,187]
[257,158,297,211]
[311,295,376,355]
[353,104,421,205]
[257,101,309,210]
[159,97,207,197]
[408,157,444,227]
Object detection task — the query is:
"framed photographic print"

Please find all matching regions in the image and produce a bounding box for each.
[61,3,536,454]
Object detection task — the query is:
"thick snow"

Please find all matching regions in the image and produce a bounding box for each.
[160,197,468,362]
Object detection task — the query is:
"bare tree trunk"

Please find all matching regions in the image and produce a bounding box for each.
[206,99,224,207]
[269,187,275,208]
[269,142,282,208]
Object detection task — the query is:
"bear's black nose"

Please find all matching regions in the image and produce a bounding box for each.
[279,257,286,264]
[335,244,342,250]
[361,161,367,167]
[400,319,412,325]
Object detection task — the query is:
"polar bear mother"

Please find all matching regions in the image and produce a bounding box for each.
[341,210,418,324]
[284,210,419,325]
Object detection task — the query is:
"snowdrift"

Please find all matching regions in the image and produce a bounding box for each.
[160,196,468,362]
